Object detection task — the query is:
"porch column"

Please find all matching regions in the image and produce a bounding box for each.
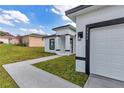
[65,35,71,55]
[55,35,60,55]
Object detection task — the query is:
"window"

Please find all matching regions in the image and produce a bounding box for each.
[49,39,55,50]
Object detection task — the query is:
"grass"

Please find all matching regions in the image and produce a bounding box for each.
[0,44,55,88]
[33,55,88,87]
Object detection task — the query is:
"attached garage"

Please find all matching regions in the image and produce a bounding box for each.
[89,20,124,81]
[66,5,124,82]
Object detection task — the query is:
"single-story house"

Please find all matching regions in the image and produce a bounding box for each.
[0,36,10,44]
[44,25,76,55]
[66,5,124,81]
[21,33,45,47]
[9,36,20,44]
[0,36,19,44]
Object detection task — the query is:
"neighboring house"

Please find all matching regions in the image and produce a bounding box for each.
[21,34,45,47]
[66,5,124,81]
[9,37,20,45]
[0,36,10,44]
[44,25,76,55]
[0,36,19,44]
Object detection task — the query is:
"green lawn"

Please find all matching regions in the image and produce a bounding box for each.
[0,44,54,88]
[33,55,88,87]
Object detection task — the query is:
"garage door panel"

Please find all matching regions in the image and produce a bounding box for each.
[111,56,124,65]
[92,40,124,49]
[94,49,124,57]
[90,24,124,81]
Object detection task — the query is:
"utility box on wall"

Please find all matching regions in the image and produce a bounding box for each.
[78,32,83,41]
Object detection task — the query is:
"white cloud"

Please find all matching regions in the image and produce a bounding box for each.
[0,16,15,26]
[0,8,29,26]
[53,5,77,15]
[19,28,27,31]
[62,15,71,21]
[14,20,20,23]
[2,14,13,20]
[39,25,45,29]
[52,5,78,21]
[51,8,60,15]
[51,5,77,27]
[19,28,48,35]
[2,10,29,24]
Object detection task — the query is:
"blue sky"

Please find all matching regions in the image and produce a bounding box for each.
[0,5,76,36]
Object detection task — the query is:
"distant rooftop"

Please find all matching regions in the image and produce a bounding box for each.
[23,33,46,38]
[0,35,16,39]
[0,31,13,36]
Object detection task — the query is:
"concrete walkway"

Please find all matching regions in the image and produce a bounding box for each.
[84,74,124,88]
[3,55,80,88]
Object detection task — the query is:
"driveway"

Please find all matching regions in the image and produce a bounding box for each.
[84,74,124,88]
[3,55,80,88]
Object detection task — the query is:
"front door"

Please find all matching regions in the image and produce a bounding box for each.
[70,38,73,53]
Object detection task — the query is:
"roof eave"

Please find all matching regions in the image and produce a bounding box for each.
[52,25,76,32]
[66,5,106,22]
[65,5,93,15]
[44,34,56,38]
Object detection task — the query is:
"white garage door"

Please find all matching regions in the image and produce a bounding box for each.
[90,24,124,81]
